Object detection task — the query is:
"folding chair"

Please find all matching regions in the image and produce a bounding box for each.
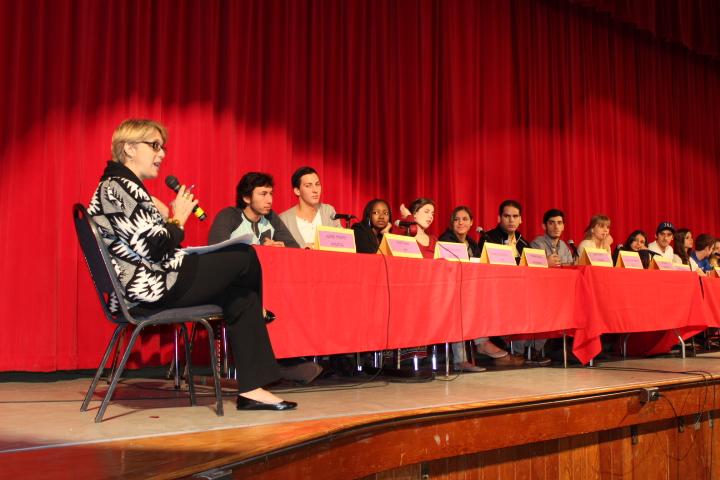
[73,204,224,422]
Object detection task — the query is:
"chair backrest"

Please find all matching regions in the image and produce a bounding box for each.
[73,204,134,324]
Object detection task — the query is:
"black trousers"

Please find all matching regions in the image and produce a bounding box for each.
[140,244,281,392]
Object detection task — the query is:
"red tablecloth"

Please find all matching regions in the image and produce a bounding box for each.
[255,247,716,364]
[256,248,578,358]
[572,266,707,362]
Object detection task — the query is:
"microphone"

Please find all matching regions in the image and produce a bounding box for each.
[165,175,207,221]
[332,213,357,221]
[394,220,417,228]
[567,239,578,259]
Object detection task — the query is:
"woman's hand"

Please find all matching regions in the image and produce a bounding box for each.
[151,196,170,220]
[399,203,411,218]
[170,185,199,226]
[381,222,392,234]
[603,234,614,249]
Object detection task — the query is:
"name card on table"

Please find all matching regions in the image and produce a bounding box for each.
[709,267,720,278]
[519,248,549,268]
[479,243,517,266]
[649,256,674,271]
[314,226,357,253]
[672,263,691,271]
[377,233,423,259]
[434,241,470,261]
[578,247,613,267]
[615,250,643,269]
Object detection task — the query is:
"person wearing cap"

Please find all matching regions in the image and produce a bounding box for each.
[648,222,676,260]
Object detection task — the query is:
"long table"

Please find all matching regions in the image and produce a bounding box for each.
[256,247,712,364]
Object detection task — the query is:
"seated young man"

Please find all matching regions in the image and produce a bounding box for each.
[279,166,341,248]
[208,172,321,383]
[648,222,676,260]
[692,233,716,274]
[531,209,574,267]
[481,199,530,264]
[208,172,299,248]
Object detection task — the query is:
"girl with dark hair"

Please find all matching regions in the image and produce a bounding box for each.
[612,230,651,268]
[395,198,437,259]
[352,199,392,253]
[438,206,480,258]
[673,228,702,273]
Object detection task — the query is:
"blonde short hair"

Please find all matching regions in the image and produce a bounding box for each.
[111,119,168,163]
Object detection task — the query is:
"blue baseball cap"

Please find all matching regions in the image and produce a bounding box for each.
[656,222,676,234]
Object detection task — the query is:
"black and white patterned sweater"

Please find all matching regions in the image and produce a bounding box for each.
[88,162,188,312]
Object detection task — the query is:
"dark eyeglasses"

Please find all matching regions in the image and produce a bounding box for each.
[139,141,166,152]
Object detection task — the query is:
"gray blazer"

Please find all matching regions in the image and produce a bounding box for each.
[278,203,341,248]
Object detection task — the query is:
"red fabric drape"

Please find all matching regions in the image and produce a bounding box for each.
[572,0,720,59]
[1,0,720,371]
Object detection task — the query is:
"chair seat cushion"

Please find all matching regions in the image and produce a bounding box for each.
[134,305,223,322]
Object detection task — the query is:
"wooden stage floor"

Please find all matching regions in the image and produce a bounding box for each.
[3,354,720,478]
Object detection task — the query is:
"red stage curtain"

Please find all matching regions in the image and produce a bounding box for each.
[572,0,720,59]
[1,0,720,371]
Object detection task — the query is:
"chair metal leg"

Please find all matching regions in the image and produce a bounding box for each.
[356,353,363,372]
[222,324,230,378]
[107,328,126,384]
[562,332,568,369]
[199,319,224,417]
[396,349,401,370]
[431,345,438,371]
[173,326,180,389]
[82,325,125,412]
[675,330,686,359]
[179,324,196,406]
[445,343,450,377]
[622,334,630,359]
[183,323,200,383]
[95,323,147,423]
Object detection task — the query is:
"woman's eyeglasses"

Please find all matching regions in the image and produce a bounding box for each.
[139,141,166,152]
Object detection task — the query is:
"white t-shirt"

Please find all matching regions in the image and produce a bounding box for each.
[296,211,322,245]
[673,254,699,271]
[648,241,674,260]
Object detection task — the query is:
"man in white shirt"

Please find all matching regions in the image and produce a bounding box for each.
[279,166,341,248]
[648,222,676,260]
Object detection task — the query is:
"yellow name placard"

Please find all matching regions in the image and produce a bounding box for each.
[377,233,423,259]
[709,267,720,278]
[578,247,613,267]
[672,263,691,271]
[314,226,357,253]
[615,250,643,269]
[479,243,517,266]
[434,241,470,262]
[649,256,674,270]
[519,248,549,268]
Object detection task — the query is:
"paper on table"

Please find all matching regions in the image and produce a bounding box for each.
[181,233,254,255]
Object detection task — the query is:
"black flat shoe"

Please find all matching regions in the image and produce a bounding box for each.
[236,396,297,411]
[264,309,277,324]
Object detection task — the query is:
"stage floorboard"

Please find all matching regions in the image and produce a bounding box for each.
[3,354,720,478]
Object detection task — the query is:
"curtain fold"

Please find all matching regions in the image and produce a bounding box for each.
[1,0,719,371]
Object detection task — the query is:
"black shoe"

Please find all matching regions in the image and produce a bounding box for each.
[264,310,277,324]
[236,396,297,411]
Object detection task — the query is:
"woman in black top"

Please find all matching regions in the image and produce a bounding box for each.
[438,205,481,258]
[352,199,392,253]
